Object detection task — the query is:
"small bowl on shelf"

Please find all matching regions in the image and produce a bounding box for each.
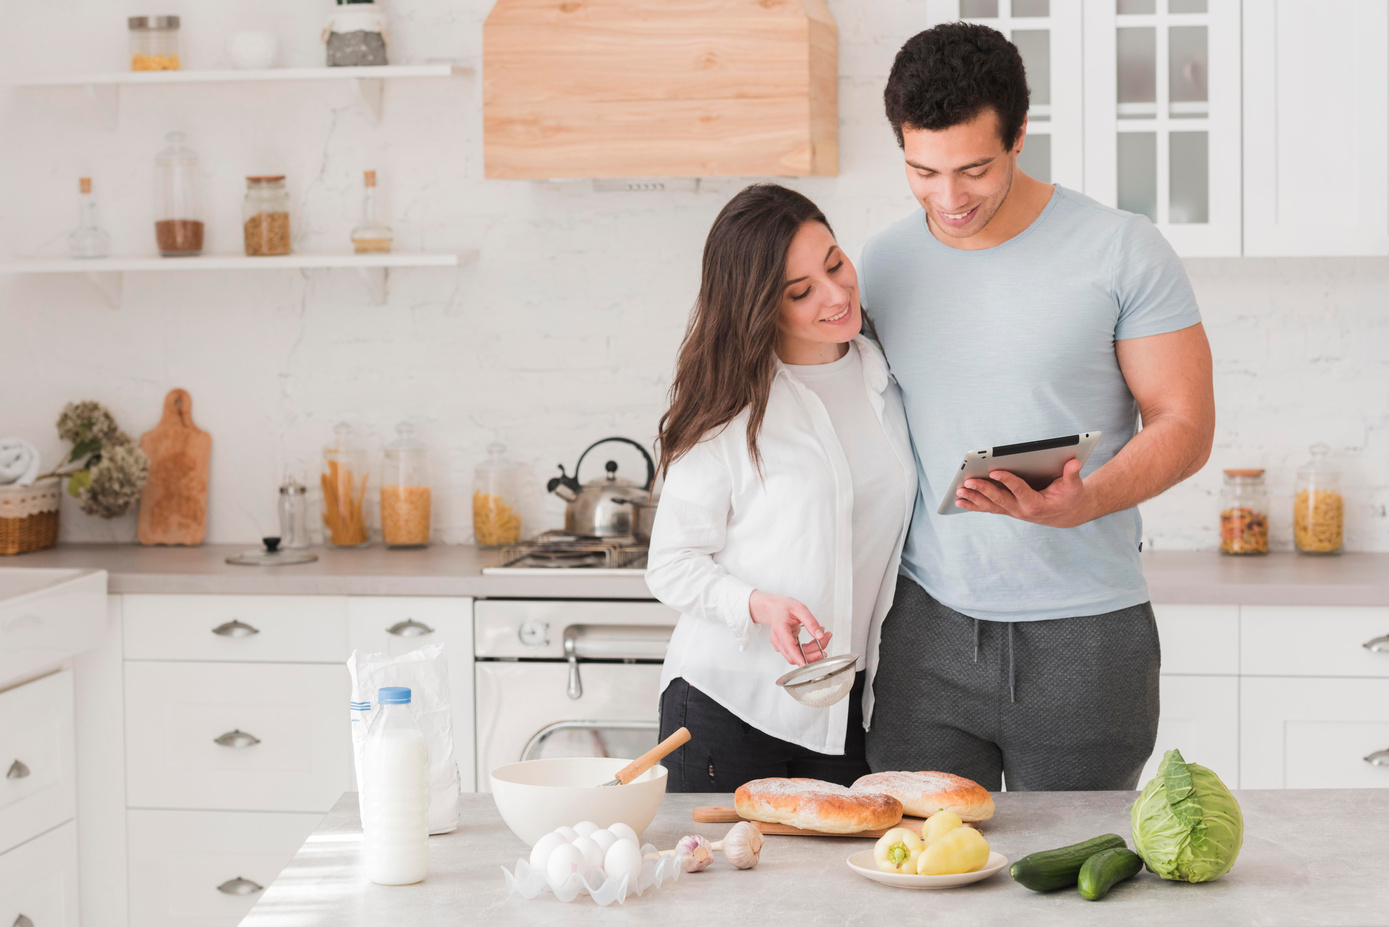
[490,756,667,846]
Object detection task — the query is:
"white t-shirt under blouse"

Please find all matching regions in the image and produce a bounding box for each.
[785,342,908,665]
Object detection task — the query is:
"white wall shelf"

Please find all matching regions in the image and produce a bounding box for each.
[0,251,476,308]
[8,63,472,128]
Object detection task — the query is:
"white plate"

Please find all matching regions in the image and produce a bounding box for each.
[846,849,1009,890]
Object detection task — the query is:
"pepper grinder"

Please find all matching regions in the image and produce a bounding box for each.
[278,475,310,549]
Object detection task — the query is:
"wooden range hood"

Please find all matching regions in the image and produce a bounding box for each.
[483,0,837,179]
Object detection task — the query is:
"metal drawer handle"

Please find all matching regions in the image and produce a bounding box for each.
[6,759,30,779]
[213,729,261,748]
[216,876,264,896]
[15,915,35,927]
[212,619,260,638]
[387,618,435,637]
[1362,634,1389,653]
[1365,749,1389,767]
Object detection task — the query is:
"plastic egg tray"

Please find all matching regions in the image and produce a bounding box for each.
[501,844,684,905]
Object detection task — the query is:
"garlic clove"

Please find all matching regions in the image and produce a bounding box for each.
[712,821,764,870]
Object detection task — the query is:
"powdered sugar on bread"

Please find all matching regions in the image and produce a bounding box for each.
[850,771,996,822]
[735,778,903,834]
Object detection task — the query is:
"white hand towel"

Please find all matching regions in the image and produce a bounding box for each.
[0,437,42,486]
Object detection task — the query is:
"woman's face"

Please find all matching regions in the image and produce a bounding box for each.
[776,220,861,361]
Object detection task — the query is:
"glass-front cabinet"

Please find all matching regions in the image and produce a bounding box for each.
[1084,0,1242,256]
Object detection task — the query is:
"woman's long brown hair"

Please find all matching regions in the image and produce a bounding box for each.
[657,184,848,476]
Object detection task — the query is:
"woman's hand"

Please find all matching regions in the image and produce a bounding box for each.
[749,590,831,666]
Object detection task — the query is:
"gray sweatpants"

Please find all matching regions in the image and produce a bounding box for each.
[866,576,1160,791]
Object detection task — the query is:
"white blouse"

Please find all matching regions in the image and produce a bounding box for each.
[645,336,917,754]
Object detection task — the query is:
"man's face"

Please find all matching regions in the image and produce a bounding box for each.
[901,108,1023,241]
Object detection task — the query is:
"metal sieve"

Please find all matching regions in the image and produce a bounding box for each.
[775,640,860,709]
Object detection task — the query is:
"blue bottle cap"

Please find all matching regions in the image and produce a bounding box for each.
[377,686,411,704]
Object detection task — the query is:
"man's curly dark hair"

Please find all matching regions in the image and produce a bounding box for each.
[884,22,1031,150]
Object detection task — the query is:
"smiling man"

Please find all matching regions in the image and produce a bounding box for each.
[861,23,1215,791]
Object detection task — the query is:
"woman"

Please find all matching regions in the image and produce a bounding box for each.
[645,184,917,791]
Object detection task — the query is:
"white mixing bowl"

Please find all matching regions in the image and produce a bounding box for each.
[490,756,668,846]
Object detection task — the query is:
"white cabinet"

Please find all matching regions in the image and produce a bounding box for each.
[1242,1,1389,256]
[1241,606,1389,678]
[0,670,75,856]
[123,595,348,663]
[0,822,79,927]
[1241,676,1389,789]
[1141,673,1239,787]
[126,809,321,927]
[1083,0,1241,256]
[1152,604,1239,675]
[346,596,476,791]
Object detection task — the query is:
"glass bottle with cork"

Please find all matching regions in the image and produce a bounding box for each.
[68,178,111,259]
[1219,469,1269,555]
[243,176,291,256]
[351,170,393,254]
[380,423,430,548]
[1294,443,1344,555]
[154,132,204,256]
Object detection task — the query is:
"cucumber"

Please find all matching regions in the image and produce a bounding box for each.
[1077,847,1143,900]
[1008,834,1128,892]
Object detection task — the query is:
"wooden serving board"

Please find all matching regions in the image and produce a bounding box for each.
[137,388,211,546]
[692,806,980,839]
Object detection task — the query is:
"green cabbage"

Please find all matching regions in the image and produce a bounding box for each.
[1130,749,1243,882]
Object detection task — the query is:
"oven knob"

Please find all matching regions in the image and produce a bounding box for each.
[518,620,549,648]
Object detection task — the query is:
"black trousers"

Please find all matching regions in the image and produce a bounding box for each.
[866,575,1161,791]
[658,673,870,792]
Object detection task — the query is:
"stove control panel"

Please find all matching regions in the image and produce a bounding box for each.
[518,619,549,648]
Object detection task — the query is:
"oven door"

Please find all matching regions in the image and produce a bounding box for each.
[475,660,664,791]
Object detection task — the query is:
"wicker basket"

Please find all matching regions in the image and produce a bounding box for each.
[0,476,61,555]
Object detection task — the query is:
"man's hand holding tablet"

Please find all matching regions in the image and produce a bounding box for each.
[939,431,1102,528]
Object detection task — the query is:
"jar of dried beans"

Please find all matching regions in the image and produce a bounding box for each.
[243,176,292,256]
[154,132,204,256]
[1220,469,1268,555]
[1294,443,1343,555]
[381,422,431,548]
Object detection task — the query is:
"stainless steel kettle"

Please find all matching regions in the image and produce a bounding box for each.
[546,437,656,539]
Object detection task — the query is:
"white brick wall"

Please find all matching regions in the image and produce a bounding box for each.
[1,1,1386,550]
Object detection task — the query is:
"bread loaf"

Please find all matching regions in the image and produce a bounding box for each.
[734,778,903,834]
[850,771,995,822]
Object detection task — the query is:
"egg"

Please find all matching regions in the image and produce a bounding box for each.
[606,822,640,845]
[573,821,599,838]
[571,835,604,875]
[528,832,568,872]
[545,843,585,892]
[589,828,619,858]
[603,838,645,885]
[554,825,580,843]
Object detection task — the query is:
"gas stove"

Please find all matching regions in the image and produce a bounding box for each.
[481,530,647,575]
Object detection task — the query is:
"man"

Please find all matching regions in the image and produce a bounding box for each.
[861,23,1215,791]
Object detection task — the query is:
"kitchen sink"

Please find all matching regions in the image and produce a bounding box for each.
[0,567,108,687]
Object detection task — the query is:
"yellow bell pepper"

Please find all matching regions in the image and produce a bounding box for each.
[922,810,963,846]
[874,827,923,873]
[917,826,991,875]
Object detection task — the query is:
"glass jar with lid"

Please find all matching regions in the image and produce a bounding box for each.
[154,132,204,256]
[322,423,370,547]
[243,176,291,256]
[1294,443,1343,555]
[129,15,181,71]
[380,423,431,548]
[278,476,310,550]
[473,443,521,547]
[1219,469,1268,555]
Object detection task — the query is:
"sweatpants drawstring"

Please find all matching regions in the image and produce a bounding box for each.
[973,618,980,663]
[1008,622,1016,704]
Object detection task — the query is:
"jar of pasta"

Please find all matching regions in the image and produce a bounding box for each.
[1294,443,1343,555]
[322,423,371,548]
[473,443,522,548]
[381,422,430,548]
[1219,469,1268,555]
[129,16,181,71]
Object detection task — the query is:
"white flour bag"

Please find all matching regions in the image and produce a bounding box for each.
[348,643,461,834]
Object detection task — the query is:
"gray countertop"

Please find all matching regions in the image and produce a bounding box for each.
[241,790,1389,927]
[6,544,1389,604]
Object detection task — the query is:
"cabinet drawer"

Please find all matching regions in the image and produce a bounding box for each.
[125,662,350,813]
[1153,605,1239,675]
[1241,676,1389,788]
[0,670,75,855]
[0,821,78,927]
[128,809,320,927]
[124,595,348,663]
[1241,606,1389,677]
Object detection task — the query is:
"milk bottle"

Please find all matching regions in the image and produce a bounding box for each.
[362,686,429,885]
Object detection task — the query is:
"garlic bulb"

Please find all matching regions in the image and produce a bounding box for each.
[673,835,713,872]
[713,821,764,870]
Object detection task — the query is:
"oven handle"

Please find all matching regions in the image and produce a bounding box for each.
[521,720,661,762]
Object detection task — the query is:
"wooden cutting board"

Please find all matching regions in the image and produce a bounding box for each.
[693,806,981,839]
[137,389,211,546]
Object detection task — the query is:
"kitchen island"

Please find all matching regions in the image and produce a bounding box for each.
[241,789,1388,926]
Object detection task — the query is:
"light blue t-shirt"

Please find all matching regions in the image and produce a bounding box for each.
[861,185,1202,622]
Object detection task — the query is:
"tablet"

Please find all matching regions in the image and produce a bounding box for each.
[936,431,1102,516]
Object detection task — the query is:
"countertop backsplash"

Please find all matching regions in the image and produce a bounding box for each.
[1,1,1386,549]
